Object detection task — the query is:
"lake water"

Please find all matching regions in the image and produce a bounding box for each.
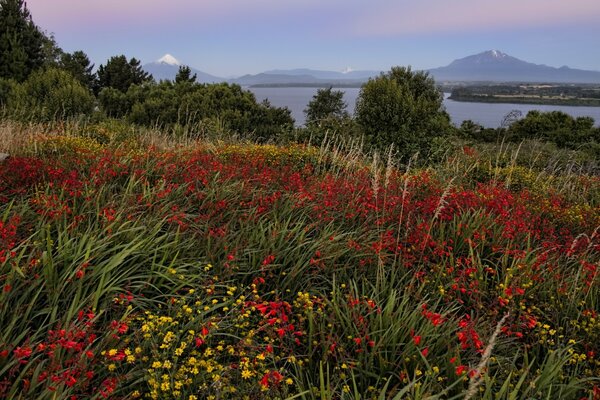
[248,87,600,128]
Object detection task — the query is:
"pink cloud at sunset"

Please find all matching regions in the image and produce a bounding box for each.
[352,0,600,36]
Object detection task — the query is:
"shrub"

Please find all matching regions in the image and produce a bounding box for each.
[7,68,95,122]
[355,66,453,159]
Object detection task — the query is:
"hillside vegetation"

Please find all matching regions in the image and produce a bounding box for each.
[0,122,599,399]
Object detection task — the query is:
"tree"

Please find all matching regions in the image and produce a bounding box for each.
[175,65,197,84]
[304,87,348,125]
[0,0,45,82]
[7,68,95,121]
[355,66,451,158]
[96,55,152,94]
[59,50,96,91]
[507,110,597,149]
[40,31,63,68]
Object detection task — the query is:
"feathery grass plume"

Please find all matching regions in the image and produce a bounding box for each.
[371,151,380,197]
[463,313,510,400]
[384,144,395,189]
[432,177,455,221]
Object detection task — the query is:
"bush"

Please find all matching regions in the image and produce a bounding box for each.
[507,110,597,149]
[0,77,17,107]
[304,87,348,125]
[7,68,95,121]
[98,81,294,140]
[355,66,452,159]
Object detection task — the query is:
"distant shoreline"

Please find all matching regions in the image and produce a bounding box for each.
[448,94,600,107]
[249,83,364,89]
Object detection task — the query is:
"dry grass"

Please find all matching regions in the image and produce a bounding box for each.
[0,120,38,154]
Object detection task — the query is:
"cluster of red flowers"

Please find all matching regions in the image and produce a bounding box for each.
[0,311,113,397]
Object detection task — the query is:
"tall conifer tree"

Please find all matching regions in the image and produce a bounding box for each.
[0,0,44,82]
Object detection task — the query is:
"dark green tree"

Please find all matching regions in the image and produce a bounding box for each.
[175,65,197,84]
[0,0,45,82]
[507,110,596,149]
[355,66,451,158]
[304,87,348,125]
[59,50,96,91]
[96,55,152,94]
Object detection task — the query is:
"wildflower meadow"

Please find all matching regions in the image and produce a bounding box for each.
[0,122,599,399]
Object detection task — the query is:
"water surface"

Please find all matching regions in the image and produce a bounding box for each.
[247,87,600,128]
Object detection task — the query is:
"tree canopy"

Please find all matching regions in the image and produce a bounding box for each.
[59,50,96,92]
[175,66,197,84]
[97,55,152,94]
[355,66,451,158]
[304,87,348,125]
[0,0,45,82]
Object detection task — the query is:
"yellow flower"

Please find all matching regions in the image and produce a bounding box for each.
[241,369,253,379]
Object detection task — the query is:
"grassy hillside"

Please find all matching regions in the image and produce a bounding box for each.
[0,121,599,399]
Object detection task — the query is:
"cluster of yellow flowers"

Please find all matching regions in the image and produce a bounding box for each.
[218,143,320,166]
[122,275,314,399]
[31,134,104,156]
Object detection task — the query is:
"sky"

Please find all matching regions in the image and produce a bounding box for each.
[24,0,600,77]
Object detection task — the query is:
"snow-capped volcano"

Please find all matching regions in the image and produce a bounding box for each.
[428,50,600,83]
[156,54,181,66]
[142,55,224,83]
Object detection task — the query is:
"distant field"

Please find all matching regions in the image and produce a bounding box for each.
[450,84,600,107]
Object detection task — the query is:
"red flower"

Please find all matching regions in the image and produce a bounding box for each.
[14,346,32,359]
[455,365,468,375]
[262,254,276,265]
[260,372,270,388]
[412,335,422,346]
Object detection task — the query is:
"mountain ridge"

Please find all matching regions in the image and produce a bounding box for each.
[142,51,600,85]
[143,54,223,83]
[428,50,600,83]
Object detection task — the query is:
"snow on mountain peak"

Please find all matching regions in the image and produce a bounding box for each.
[342,66,353,74]
[157,54,181,66]
[489,50,506,58]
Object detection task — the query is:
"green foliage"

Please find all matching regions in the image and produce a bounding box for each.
[98,81,294,140]
[98,87,132,118]
[175,65,197,84]
[0,0,45,82]
[507,110,599,149]
[355,66,452,159]
[304,87,349,125]
[59,50,96,92]
[293,116,363,148]
[96,55,152,94]
[457,120,502,142]
[40,31,64,69]
[0,77,16,107]
[7,67,95,121]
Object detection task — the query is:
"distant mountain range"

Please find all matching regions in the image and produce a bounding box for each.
[143,51,600,86]
[142,54,222,83]
[429,50,600,83]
